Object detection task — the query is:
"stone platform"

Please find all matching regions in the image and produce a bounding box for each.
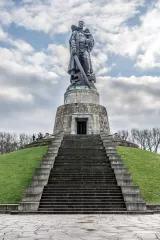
[0,214,160,240]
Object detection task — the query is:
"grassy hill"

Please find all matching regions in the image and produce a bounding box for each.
[0,146,47,203]
[0,145,160,205]
[118,146,160,204]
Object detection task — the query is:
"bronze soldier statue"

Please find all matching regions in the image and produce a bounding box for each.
[68,21,96,87]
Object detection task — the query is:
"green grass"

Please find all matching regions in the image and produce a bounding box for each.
[117,146,160,204]
[0,146,47,203]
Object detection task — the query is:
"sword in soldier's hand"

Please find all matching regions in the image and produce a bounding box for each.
[73,54,91,88]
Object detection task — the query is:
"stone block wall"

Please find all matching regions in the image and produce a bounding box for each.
[53,103,110,135]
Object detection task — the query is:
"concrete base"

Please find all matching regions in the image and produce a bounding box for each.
[53,103,110,135]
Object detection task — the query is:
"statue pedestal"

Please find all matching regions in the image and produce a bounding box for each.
[64,85,99,104]
[53,85,110,135]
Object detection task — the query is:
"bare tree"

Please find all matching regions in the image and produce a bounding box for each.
[151,128,160,153]
[19,133,32,149]
[130,128,160,152]
[117,130,129,141]
[0,132,33,154]
[131,129,148,150]
[0,132,18,154]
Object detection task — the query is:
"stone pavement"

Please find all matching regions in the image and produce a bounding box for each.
[0,214,160,240]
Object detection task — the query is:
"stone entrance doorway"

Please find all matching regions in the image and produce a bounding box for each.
[77,118,87,134]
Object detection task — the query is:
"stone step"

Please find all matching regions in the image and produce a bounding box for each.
[51,172,115,175]
[43,189,122,192]
[49,174,115,181]
[39,203,126,208]
[46,182,118,185]
[44,185,121,189]
[63,135,100,139]
[37,210,127,213]
[48,176,117,180]
[44,186,121,189]
[61,145,103,149]
[41,196,123,203]
[50,173,115,176]
[50,172,114,175]
[52,166,112,169]
[39,203,126,207]
[48,175,117,180]
[42,189,122,193]
[62,138,101,141]
[40,192,124,198]
[56,155,109,159]
[47,182,118,186]
[51,170,114,174]
[58,150,106,154]
[54,159,110,163]
[41,195,123,199]
[40,200,124,203]
[53,163,111,167]
[57,150,106,155]
[40,195,124,199]
[53,163,110,166]
[62,139,101,142]
[48,180,117,188]
[49,173,115,176]
[61,140,102,142]
[38,208,126,212]
[52,165,112,169]
[53,162,111,165]
[49,176,116,179]
[43,187,122,190]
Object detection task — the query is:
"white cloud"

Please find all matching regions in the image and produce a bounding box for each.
[0,40,64,84]
[135,4,160,69]
[0,86,33,102]
[10,39,34,53]
[97,75,160,131]
[47,44,69,75]
[102,1,160,70]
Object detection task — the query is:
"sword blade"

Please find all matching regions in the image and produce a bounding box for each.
[74,55,91,88]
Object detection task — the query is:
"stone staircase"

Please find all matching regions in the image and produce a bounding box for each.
[38,135,127,213]
[17,133,147,214]
[101,133,146,211]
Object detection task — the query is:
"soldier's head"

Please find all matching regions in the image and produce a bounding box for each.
[84,28,90,35]
[78,20,84,30]
[71,25,78,32]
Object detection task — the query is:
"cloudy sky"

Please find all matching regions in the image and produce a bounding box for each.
[0,0,160,134]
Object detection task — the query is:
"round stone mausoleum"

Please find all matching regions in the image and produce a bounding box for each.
[53,85,110,135]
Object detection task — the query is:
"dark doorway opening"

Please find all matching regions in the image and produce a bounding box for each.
[77,119,87,134]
